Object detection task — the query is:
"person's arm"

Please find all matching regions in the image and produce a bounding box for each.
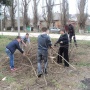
[21,40,27,46]
[16,42,24,53]
[27,38,30,44]
[47,36,52,48]
[54,36,63,45]
[21,36,27,46]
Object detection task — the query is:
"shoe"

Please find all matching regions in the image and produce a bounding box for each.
[10,68,15,71]
[13,68,17,70]
[65,65,69,67]
[10,68,17,71]
[38,73,42,78]
[57,62,62,64]
[75,43,77,47]
[43,69,48,74]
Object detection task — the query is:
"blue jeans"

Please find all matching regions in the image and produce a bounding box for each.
[37,50,48,74]
[5,48,14,69]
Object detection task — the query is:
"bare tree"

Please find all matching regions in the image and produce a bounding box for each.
[33,0,40,30]
[60,0,69,27]
[77,0,88,33]
[9,0,17,31]
[21,0,31,31]
[42,0,54,29]
[3,6,7,31]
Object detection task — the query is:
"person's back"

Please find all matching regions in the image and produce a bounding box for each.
[68,24,77,46]
[38,34,51,51]
[6,39,23,54]
[6,36,24,71]
[37,27,52,77]
[68,24,75,35]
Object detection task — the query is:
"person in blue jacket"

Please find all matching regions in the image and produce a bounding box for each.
[5,36,25,71]
[37,27,52,77]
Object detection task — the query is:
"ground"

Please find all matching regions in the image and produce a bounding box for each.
[0,35,90,90]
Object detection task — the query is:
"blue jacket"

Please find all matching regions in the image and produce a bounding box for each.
[6,40,24,54]
[38,34,52,51]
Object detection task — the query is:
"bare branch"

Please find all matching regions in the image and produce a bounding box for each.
[36,0,40,5]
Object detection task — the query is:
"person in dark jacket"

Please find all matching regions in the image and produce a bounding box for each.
[6,36,25,71]
[54,29,69,67]
[37,27,52,77]
[68,24,77,46]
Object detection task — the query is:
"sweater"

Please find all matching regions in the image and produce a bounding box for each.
[38,34,52,51]
[55,33,69,47]
[6,40,24,54]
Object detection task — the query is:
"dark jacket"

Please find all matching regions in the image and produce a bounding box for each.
[6,40,24,54]
[38,34,52,51]
[68,24,75,35]
[55,33,69,47]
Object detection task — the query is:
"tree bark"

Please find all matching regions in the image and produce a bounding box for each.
[77,0,88,34]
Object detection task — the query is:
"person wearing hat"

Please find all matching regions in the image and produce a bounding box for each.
[54,29,69,67]
[5,36,25,71]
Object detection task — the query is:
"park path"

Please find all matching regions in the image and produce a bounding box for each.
[0,32,90,41]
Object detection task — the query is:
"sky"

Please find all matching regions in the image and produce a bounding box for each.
[16,0,90,18]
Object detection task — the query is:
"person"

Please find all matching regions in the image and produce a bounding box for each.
[20,33,30,50]
[68,24,77,46]
[54,29,69,67]
[5,36,25,71]
[37,27,52,77]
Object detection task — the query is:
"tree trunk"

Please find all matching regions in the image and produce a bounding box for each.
[3,6,6,31]
[77,0,88,34]
[10,1,16,31]
[61,0,69,27]
[22,0,30,32]
[33,0,38,30]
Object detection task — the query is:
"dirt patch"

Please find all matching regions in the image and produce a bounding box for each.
[81,78,90,90]
[0,40,90,90]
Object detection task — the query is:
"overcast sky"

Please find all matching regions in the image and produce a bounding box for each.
[17,0,90,18]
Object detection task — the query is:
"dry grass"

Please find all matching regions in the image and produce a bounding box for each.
[0,36,90,90]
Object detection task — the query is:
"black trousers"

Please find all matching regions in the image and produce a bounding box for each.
[69,34,77,44]
[57,47,69,66]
